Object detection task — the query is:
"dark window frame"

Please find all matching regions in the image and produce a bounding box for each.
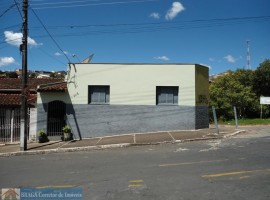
[156,86,179,105]
[88,85,110,104]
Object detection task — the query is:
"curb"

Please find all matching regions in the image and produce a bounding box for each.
[0,143,132,157]
[222,129,245,138]
[0,130,246,157]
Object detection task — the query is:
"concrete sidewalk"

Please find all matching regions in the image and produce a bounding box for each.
[0,126,245,157]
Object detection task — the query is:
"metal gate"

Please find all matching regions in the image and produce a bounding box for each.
[0,107,24,143]
[47,101,66,137]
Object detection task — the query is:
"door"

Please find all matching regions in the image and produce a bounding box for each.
[47,101,66,137]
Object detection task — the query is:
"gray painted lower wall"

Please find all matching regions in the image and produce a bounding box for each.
[195,106,209,129]
[37,103,209,139]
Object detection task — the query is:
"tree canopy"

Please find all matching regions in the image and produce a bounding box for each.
[253,59,270,96]
[6,71,18,78]
[210,60,270,120]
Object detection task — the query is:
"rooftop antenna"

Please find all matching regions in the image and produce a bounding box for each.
[246,40,251,70]
[72,54,80,62]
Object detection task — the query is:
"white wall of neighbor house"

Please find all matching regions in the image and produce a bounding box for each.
[67,63,197,106]
[29,108,37,141]
[37,92,71,104]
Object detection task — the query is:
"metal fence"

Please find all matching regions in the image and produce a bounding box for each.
[47,100,66,137]
[0,107,29,143]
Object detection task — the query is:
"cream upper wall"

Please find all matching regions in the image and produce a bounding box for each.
[67,64,200,106]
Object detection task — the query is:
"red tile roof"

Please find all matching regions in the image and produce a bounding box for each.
[0,93,36,106]
[37,82,67,92]
[0,78,65,90]
[0,78,66,106]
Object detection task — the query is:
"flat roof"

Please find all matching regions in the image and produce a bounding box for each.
[68,63,208,67]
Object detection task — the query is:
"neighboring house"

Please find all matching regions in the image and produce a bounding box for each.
[37,82,67,140]
[37,63,209,140]
[209,71,230,83]
[37,74,50,78]
[0,78,64,143]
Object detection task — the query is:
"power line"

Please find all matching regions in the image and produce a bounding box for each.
[0,3,16,18]
[0,38,20,47]
[1,14,268,46]
[30,0,158,10]
[27,15,270,39]
[37,47,67,66]
[29,6,71,63]
[29,15,270,30]
[0,24,21,32]
[0,28,22,46]
[30,0,100,6]
[13,0,23,20]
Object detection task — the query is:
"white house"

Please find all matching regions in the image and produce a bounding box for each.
[36,63,209,139]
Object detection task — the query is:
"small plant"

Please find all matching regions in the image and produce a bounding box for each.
[62,125,73,141]
[38,129,45,136]
[62,125,71,133]
[38,129,49,143]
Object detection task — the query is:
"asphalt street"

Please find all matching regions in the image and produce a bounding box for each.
[0,129,269,200]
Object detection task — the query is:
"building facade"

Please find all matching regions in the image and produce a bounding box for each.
[37,63,209,139]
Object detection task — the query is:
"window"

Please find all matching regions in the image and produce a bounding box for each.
[156,86,178,105]
[88,85,110,104]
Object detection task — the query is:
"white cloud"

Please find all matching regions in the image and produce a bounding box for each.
[209,57,215,62]
[224,55,236,63]
[54,52,62,56]
[4,31,40,47]
[4,31,22,46]
[0,57,16,67]
[154,56,170,61]
[28,37,39,46]
[149,12,160,19]
[165,2,185,20]
[55,51,69,56]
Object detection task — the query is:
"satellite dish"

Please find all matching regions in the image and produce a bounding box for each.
[82,54,94,63]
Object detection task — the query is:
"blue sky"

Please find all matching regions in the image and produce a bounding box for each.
[1,0,270,75]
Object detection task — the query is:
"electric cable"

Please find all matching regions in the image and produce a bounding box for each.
[27,15,270,39]
[28,15,270,30]
[0,3,16,18]
[29,5,71,63]
[30,0,158,10]
[13,0,23,20]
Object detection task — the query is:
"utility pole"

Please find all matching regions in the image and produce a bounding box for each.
[246,40,251,70]
[20,0,28,151]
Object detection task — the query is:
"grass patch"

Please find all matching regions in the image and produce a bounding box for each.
[220,118,270,125]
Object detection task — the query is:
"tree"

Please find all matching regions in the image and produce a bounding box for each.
[233,69,254,87]
[210,70,258,120]
[50,71,65,78]
[6,71,18,78]
[253,59,270,96]
[29,72,37,78]
[49,72,56,78]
